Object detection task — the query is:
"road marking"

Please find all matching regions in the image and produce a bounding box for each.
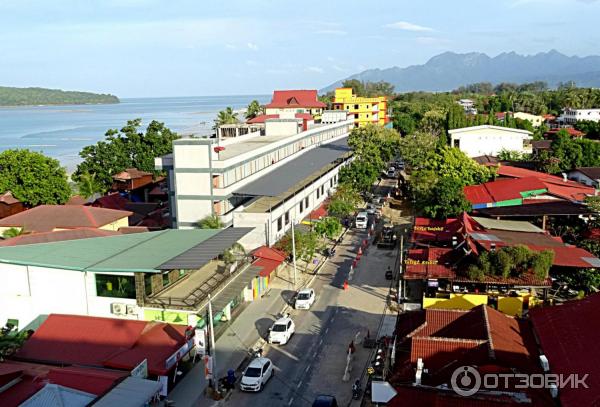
[305,365,311,373]
[331,315,335,322]
[296,381,302,389]
[325,327,329,334]
[288,397,294,406]
[313,351,318,358]
[318,338,323,346]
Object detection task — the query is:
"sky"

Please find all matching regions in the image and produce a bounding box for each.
[1,0,599,98]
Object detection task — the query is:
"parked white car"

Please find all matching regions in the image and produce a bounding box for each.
[240,357,274,392]
[268,315,295,345]
[295,288,316,310]
[355,211,368,229]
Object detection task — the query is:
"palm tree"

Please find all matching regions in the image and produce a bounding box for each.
[197,214,224,229]
[77,172,105,199]
[2,228,26,239]
[245,100,262,120]
[214,107,239,129]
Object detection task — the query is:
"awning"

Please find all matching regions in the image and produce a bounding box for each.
[93,377,161,407]
[371,381,398,403]
[158,228,254,270]
[233,137,351,198]
[203,264,262,316]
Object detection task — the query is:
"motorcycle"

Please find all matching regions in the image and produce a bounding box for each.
[352,379,362,400]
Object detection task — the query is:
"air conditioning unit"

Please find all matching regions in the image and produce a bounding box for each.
[126,305,138,315]
[111,303,126,315]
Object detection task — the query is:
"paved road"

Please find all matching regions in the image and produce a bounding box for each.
[225,230,397,406]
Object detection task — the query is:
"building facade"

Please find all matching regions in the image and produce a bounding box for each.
[449,125,533,157]
[156,119,353,230]
[513,111,544,127]
[264,89,326,117]
[331,88,389,127]
[558,108,600,124]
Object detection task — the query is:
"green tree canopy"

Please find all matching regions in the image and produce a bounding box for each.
[328,185,361,218]
[0,149,71,206]
[314,217,343,240]
[198,214,224,229]
[419,177,471,219]
[341,80,395,97]
[73,119,178,190]
[245,100,262,120]
[214,107,239,128]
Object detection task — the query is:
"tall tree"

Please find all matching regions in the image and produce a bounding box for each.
[245,100,262,120]
[73,119,178,190]
[0,149,71,206]
[214,107,239,128]
[77,172,105,198]
[198,214,224,229]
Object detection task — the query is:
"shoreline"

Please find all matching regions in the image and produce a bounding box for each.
[0,101,120,109]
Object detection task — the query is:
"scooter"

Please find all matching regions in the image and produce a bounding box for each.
[352,379,362,400]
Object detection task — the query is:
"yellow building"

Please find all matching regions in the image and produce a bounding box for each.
[332,88,389,128]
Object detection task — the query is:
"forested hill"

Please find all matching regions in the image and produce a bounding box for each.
[0,86,119,106]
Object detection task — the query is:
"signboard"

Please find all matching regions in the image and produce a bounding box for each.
[194,328,206,357]
[131,358,148,379]
[165,338,194,370]
[427,279,439,287]
[203,355,213,380]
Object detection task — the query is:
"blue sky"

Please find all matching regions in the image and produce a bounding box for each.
[1,0,599,97]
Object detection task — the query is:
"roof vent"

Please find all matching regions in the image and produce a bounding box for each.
[562,172,568,182]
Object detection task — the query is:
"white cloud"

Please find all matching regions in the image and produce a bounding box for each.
[225,43,236,50]
[332,65,344,72]
[315,29,347,36]
[266,68,287,74]
[385,21,433,32]
[327,56,335,62]
[246,59,258,66]
[247,42,259,51]
[305,66,324,73]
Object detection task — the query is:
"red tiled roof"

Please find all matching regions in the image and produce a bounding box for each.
[0,361,125,407]
[112,168,152,181]
[16,314,190,376]
[0,205,132,232]
[0,228,119,246]
[0,191,20,205]
[265,90,326,109]
[254,258,281,277]
[464,177,547,205]
[545,127,585,137]
[412,218,462,244]
[410,337,486,371]
[387,385,534,407]
[497,165,594,201]
[307,200,328,220]
[530,293,600,407]
[93,193,129,211]
[253,246,286,262]
[404,247,457,280]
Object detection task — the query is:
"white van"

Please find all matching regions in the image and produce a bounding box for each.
[355,211,368,229]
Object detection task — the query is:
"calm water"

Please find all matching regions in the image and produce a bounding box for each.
[0,95,269,172]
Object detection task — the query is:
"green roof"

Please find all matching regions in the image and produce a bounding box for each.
[0,229,221,273]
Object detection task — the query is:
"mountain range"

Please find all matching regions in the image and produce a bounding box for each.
[321,50,600,93]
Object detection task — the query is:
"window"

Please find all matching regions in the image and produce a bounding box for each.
[453,139,460,149]
[96,274,135,299]
[321,185,324,195]
[330,179,333,188]
[277,217,283,231]
[299,200,304,213]
[354,104,359,110]
[305,197,309,209]
[285,211,290,225]
[317,188,320,199]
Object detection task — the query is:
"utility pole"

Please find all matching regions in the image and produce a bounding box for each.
[207,294,218,394]
[291,219,298,289]
[398,233,404,304]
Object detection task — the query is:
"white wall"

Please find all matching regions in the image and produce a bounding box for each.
[0,264,138,329]
[450,127,532,157]
[264,120,301,137]
[568,171,599,188]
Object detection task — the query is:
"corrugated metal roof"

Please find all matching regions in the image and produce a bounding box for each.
[233,137,351,197]
[158,228,254,270]
[20,383,95,407]
[471,217,544,233]
[0,229,223,272]
[93,377,162,407]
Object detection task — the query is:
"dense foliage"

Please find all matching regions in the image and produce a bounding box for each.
[73,119,178,191]
[198,214,225,229]
[328,185,361,218]
[339,125,400,192]
[314,217,343,240]
[0,86,118,106]
[339,79,395,97]
[214,107,240,128]
[275,229,322,271]
[467,245,554,281]
[534,130,600,173]
[0,149,71,205]
[245,100,262,120]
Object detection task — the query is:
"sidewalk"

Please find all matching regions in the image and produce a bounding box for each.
[168,263,315,407]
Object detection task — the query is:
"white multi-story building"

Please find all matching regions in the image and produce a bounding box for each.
[457,99,477,115]
[449,125,533,158]
[558,108,600,124]
[156,117,354,246]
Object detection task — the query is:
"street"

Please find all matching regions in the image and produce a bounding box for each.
[225,178,403,407]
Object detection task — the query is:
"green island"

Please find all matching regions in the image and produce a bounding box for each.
[0,86,119,106]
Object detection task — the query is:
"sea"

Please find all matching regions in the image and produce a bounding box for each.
[0,95,270,173]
